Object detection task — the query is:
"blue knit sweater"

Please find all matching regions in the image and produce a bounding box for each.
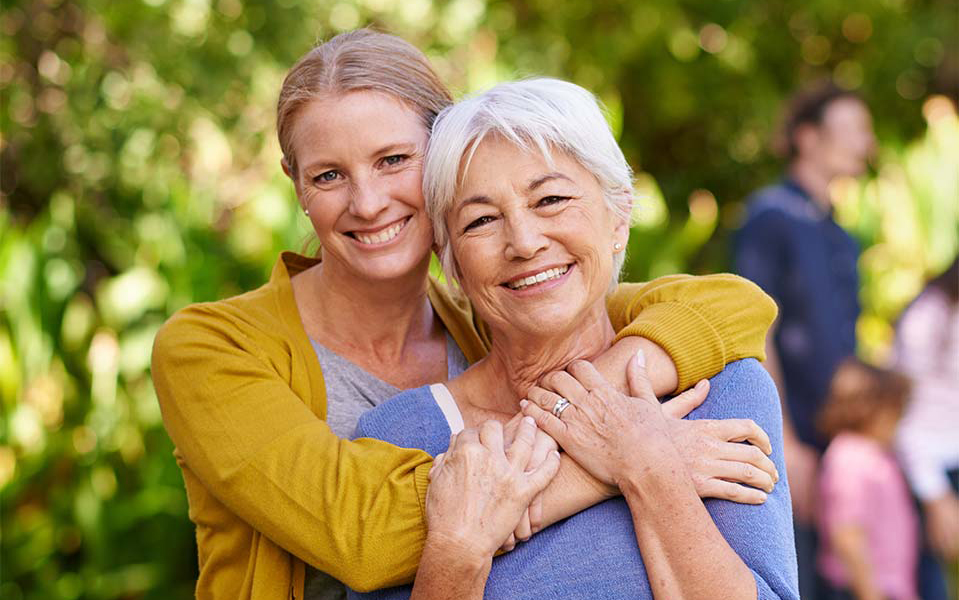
[350,359,799,600]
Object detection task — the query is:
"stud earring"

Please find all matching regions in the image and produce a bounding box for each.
[304,209,310,216]
[614,242,623,251]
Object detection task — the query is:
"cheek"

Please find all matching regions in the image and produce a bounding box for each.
[396,169,426,208]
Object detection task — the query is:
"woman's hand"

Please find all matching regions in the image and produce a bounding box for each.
[521,353,673,487]
[526,360,778,500]
[424,418,561,559]
[501,413,558,545]
[661,380,778,504]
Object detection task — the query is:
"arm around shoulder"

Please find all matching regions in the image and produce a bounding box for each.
[151,305,432,590]
[607,274,778,391]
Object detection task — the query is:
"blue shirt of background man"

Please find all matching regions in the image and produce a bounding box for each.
[734,179,860,451]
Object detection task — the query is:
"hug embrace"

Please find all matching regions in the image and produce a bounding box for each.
[152,29,799,600]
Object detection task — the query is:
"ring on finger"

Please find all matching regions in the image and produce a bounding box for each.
[551,397,571,418]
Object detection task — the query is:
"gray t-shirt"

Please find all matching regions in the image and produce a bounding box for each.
[304,333,470,600]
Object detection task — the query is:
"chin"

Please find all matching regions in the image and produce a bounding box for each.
[352,254,430,282]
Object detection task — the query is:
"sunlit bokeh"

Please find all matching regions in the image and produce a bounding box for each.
[1,0,956,598]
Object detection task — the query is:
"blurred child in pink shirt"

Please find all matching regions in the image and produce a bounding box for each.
[817,359,919,600]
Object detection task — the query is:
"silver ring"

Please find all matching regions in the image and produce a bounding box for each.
[551,397,571,418]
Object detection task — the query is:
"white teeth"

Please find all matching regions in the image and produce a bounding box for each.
[506,265,570,290]
[354,220,405,245]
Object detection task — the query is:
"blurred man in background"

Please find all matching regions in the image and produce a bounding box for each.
[734,82,876,600]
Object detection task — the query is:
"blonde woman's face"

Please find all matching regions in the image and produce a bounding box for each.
[287,90,435,283]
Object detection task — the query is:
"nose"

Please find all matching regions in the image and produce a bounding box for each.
[503,212,549,261]
[348,176,390,221]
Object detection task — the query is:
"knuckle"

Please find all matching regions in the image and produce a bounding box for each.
[534,412,551,429]
[727,485,743,502]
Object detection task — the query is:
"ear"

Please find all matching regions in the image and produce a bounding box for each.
[281,157,294,181]
[611,188,633,250]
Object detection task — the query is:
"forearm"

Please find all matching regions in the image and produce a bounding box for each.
[410,535,491,600]
[593,336,678,397]
[621,442,756,600]
[607,275,777,391]
[537,454,617,529]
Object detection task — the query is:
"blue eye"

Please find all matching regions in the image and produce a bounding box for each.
[314,170,339,184]
[383,154,407,166]
[464,215,496,232]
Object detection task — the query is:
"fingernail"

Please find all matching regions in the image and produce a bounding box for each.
[695,380,707,390]
[523,416,535,426]
[774,470,780,482]
[551,450,560,459]
[635,349,646,368]
[520,399,528,408]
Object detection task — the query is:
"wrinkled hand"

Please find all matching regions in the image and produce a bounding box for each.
[521,352,673,488]
[661,379,778,504]
[925,492,959,561]
[425,418,560,558]
[500,412,558,548]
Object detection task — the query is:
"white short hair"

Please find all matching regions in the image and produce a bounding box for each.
[423,78,634,286]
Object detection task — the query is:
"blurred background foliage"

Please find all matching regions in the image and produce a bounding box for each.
[1,0,957,597]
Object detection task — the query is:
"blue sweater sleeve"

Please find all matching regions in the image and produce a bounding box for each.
[352,386,452,458]
[691,359,800,600]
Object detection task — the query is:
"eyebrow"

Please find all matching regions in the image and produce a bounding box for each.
[455,172,575,214]
[369,142,417,160]
[457,195,493,210]
[528,172,573,190]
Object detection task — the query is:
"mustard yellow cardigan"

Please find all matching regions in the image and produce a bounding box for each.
[151,252,776,599]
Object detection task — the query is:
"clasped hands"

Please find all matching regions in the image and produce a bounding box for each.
[426,351,778,556]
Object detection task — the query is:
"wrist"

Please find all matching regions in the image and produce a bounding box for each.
[593,336,678,397]
[424,530,495,571]
[615,436,685,498]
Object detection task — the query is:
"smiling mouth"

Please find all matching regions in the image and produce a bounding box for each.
[503,264,572,291]
[347,217,410,245]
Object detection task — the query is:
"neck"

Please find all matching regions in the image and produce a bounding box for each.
[788,161,834,213]
[298,252,436,358]
[458,303,616,413]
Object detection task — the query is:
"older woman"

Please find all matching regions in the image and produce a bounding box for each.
[151,30,780,600]
[351,79,798,600]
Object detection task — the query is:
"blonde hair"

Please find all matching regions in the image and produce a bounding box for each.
[276,29,453,174]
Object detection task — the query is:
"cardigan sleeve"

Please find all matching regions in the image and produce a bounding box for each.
[152,304,432,591]
[606,274,778,392]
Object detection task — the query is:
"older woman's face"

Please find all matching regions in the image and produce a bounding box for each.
[447,136,629,336]
[287,91,435,283]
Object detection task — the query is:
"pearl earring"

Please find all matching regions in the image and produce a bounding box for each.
[304,209,310,216]
[614,242,623,251]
